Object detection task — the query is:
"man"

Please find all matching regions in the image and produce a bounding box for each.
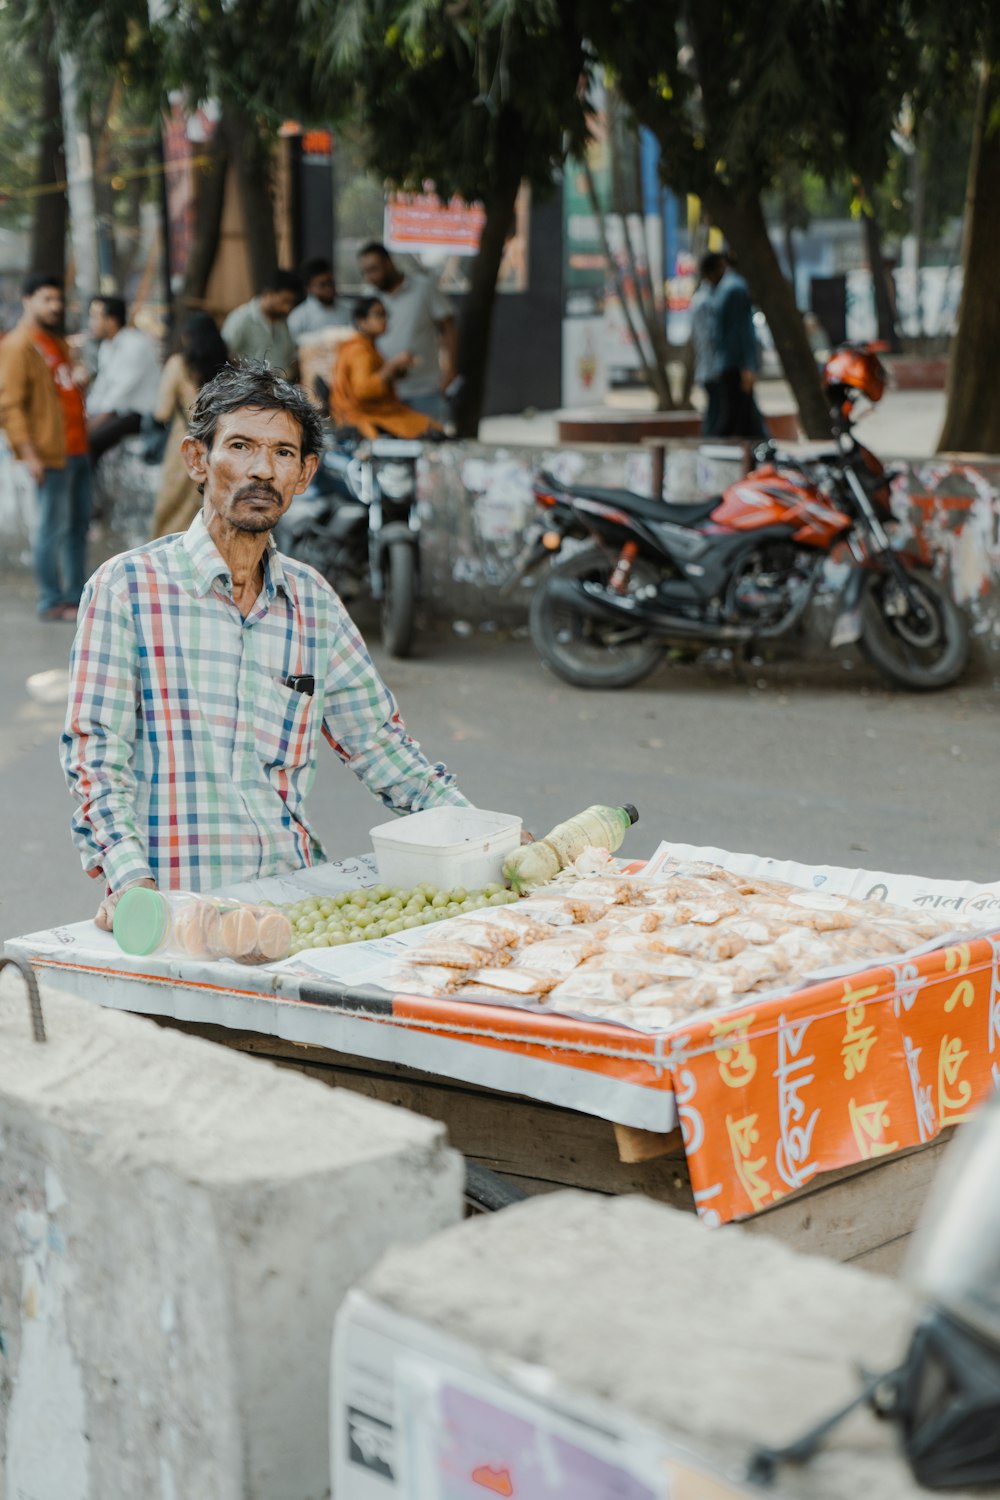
[287,257,350,343]
[61,362,471,930]
[86,295,162,462]
[0,272,92,621]
[221,270,300,377]
[357,242,457,424]
[713,253,767,439]
[690,253,724,437]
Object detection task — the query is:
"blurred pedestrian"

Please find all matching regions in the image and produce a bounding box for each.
[714,253,767,439]
[357,241,457,424]
[221,269,299,376]
[288,257,350,343]
[86,295,162,462]
[330,297,443,439]
[0,272,92,620]
[691,253,725,436]
[149,312,231,538]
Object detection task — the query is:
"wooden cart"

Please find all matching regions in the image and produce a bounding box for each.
[6,919,965,1276]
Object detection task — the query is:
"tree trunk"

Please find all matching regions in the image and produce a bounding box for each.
[938,64,1000,453]
[859,179,901,353]
[452,119,523,438]
[910,132,927,342]
[175,124,231,320]
[228,108,278,291]
[609,100,675,408]
[59,49,100,305]
[581,155,665,407]
[705,184,831,440]
[29,37,66,278]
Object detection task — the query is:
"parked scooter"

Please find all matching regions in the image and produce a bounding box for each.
[276,431,424,658]
[509,345,968,692]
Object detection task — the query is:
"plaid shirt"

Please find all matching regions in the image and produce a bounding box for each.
[61,513,469,893]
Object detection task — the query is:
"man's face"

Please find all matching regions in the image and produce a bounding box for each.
[88,301,115,341]
[358,250,394,292]
[182,407,319,534]
[260,289,298,321]
[24,286,64,331]
[307,271,336,306]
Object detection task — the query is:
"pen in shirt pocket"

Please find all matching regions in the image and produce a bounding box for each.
[282,674,315,696]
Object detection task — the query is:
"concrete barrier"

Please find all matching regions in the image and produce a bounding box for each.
[3,434,998,649]
[0,973,463,1500]
[417,442,1000,648]
[335,1190,976,1498]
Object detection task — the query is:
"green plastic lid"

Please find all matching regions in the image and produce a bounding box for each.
[113,887,169,956]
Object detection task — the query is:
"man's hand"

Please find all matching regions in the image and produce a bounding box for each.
[740,368,756,393]
[21,447,44,486]
[95,878,157,932]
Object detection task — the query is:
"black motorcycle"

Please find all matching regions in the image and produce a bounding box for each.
[276,433,423,658]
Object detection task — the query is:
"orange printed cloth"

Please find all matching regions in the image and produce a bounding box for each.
[665,931,1000,1224]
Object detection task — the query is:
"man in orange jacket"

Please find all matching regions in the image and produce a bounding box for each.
[0,272,92,620]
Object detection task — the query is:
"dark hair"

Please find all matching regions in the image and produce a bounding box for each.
[358,241,390,261]
[22,271,62,298]
[186,361,324,459]
[92,294,127,328]
[700,252,725,279]
[260,268,302,297]
[300,257,332,283]
[180,311,230,389]
[352,295,384,326]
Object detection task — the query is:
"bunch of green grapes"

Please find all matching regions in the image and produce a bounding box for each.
[283,882,518,955]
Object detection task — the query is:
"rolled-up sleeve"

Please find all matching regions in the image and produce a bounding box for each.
[320,605,469,815]
[60,568,154,891]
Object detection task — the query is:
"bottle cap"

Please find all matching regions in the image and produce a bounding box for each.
[113,886,169,956]
[623,803,639,825]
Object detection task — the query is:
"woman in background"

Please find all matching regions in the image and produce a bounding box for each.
[149,312,230,537]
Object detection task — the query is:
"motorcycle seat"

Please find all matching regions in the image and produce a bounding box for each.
[559,482,719,527]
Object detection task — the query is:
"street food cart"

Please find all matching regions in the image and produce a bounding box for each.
[7,843,999,1273]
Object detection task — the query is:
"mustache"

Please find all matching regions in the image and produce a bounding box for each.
[233,481,282,505]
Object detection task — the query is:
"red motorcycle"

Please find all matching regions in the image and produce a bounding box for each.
[511,346,968,691]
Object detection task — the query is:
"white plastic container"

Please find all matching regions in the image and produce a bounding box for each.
[369,806,522,891]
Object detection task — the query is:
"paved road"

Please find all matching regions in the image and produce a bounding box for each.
[1,567,997,944]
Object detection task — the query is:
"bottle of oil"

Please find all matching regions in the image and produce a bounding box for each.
[502,804,639,894]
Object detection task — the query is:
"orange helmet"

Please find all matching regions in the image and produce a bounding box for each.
[822,345,888,406]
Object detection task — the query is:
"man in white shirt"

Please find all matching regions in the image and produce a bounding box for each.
[357,242,457,424]
[86,296,162,462]
[288,258,351,343]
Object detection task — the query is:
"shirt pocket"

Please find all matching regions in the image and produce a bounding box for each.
[256,674,317,774]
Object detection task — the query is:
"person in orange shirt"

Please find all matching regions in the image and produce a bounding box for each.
[0,272,92,619]
[329,297,443,440]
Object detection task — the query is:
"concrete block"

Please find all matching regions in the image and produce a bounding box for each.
[357,1190,979,1499]
[0,973,463,1500]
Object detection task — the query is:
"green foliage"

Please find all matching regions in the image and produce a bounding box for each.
[0,7,46,231]
[317,0,590,203]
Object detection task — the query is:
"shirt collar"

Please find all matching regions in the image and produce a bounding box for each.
[180,511,289,599]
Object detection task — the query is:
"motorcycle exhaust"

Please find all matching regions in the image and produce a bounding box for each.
[544,577,754,642]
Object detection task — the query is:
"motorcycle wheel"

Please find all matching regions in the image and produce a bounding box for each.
[859,567,968,691]
[529,544,665,689]
[381,539,417,659]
